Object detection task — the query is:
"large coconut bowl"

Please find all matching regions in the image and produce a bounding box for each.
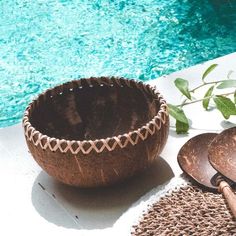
[23,77,169,187]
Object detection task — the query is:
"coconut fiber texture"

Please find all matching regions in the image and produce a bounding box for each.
[132,184,236,236]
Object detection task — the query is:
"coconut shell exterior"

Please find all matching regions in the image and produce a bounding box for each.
[23,77,169,187]
[208,126,236,183]
[177,133,218,190]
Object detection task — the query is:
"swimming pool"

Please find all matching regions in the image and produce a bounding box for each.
[1,0,236,128]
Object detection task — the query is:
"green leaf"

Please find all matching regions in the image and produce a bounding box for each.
[168,104,189,134]
[202,85,214,110]
[216,80,236,89]
[176,120,189,134]
[174,78,191,99]
[168,104,189,124]
[213,96,236,119]
[234,90,236,104]
[202,64,218,82]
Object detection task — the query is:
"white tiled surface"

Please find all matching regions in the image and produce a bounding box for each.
[1,52,236,235]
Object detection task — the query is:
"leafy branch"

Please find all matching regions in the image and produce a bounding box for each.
[168,64,236,134]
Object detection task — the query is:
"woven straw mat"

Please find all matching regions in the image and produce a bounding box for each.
[132,183,236,236]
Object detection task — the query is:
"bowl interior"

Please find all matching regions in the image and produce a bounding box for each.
[29,83,160,140]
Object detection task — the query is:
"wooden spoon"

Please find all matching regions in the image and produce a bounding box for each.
[177,133,236,217]
[208,127,236,217]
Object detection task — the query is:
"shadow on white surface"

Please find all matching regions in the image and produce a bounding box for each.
[220,120,236,130]
[168,129,189,138]
[31,156,174,230]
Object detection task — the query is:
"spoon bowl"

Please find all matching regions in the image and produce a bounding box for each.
[208,126,236,182]
[177,133,218,190]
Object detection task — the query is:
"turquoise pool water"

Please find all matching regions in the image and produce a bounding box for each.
[1,0,236,128]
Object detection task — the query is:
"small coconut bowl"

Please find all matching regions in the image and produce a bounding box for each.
[23,77,169,187]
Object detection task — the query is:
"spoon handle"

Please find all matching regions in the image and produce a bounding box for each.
[218,180,236,218]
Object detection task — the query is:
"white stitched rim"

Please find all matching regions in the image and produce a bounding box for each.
[23,77,168,155]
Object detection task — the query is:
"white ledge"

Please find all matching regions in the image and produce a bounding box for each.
[0,52,236,236]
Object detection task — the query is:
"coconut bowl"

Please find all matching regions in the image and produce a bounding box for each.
[23,77,169,187]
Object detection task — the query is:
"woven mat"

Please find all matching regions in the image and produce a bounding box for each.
[132,184,236,236]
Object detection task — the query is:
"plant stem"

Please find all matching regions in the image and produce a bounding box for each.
[190,79,229,93]
[177,91,234,108]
